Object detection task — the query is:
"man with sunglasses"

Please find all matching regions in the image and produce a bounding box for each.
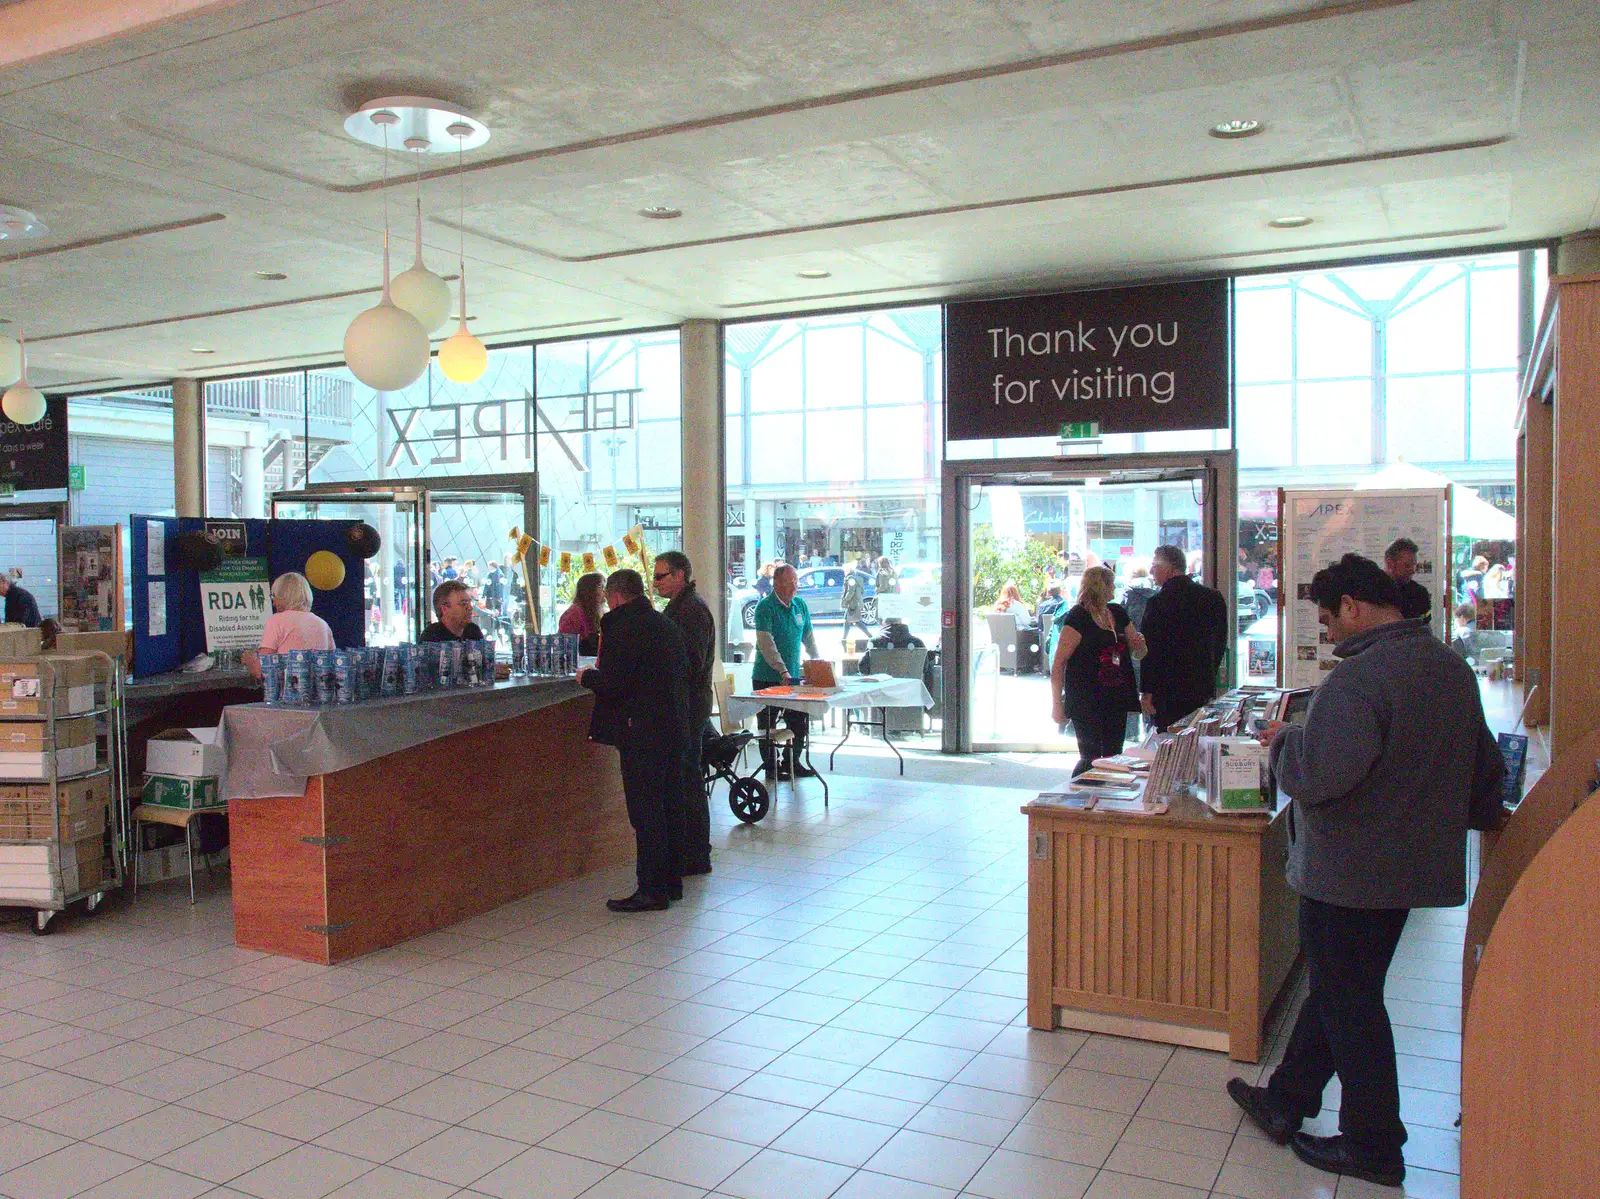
[655,551,716,877]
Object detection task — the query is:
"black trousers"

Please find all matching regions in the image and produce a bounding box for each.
[1069,703,1127,776]
[756,706,809,770]
[680,720,713,872]
[1268,897,1410,1162]
[618,741,684,898]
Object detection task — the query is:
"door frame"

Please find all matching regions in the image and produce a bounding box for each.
[0,502,70,619]
[270,473,539,639]
[939,450,1237,754]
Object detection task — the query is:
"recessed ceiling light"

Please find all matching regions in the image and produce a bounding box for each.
[639,205,682,220]
[1269,215,1314,229]
[1209,119,1263,139]
[796,269,831,280]
[0,205,46,240]
[190,346,215,354]
[253,270,288,281]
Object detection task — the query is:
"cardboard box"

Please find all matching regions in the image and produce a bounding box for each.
[0,744,96,780]
[54,631,131,662]
[145,727,227,779]
[0,717,94,753]
[141,773,222,810]
[0,654,98,716]
[62,836,106,892]
[0,626,41,660]
[33,776,111,841]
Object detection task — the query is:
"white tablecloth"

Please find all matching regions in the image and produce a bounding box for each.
[725,677,934,723]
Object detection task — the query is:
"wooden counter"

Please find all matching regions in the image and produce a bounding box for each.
[228,692,629,964]
[1025,792,1298,1062]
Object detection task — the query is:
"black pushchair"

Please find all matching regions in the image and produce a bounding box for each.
[701,726,771,824]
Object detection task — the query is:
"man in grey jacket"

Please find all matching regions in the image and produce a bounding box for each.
[1227,553,1503,1187]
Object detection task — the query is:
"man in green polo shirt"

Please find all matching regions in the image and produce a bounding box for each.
[752,563,821,777]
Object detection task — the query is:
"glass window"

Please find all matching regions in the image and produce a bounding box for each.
[804,325,864,409]
[1469,371,1518,460]
[1294,380,1371,465]
[865,406,925,480]
[1386,375,1466,463]
[1295,293,1372,380]
[1234,285,1293,383]
[1387,275,1467,375]
[1469,266,1519,370]
[1235,384,1292,468]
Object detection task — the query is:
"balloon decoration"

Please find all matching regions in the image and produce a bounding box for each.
[304,550,347,591]
[346,522,382,559]
[171,531,223,573]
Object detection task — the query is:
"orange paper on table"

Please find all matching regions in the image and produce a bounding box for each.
[581,551,597,573]
[537,544,551,568]
[558,552,573,574]
[602,545,619,569]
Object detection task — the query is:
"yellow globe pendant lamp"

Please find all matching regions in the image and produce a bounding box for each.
[436,121,487,384]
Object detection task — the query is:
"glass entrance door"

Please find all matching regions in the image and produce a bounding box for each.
[424,474,538,654]
[941,452,1236,753]
[0,503,67,623]
[270,488,424,645]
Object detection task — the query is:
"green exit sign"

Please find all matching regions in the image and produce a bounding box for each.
[1060,421,1101,440]
[0,484,14,498]
[68,465,85,492]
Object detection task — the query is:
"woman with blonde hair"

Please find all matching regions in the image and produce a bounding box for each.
[245,571,335,678]
[1050,565,1146,775]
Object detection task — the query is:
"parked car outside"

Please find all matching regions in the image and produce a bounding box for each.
[733,565,877,628]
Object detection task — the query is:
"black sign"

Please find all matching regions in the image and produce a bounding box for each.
[944,278,1230,440]
[204,520,248,557]
[0,395,68,491]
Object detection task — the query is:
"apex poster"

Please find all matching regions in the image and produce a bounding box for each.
[944,278,1230,441]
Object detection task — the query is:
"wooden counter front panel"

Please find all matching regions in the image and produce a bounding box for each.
[229,780,332,964]
[320,695,630,962]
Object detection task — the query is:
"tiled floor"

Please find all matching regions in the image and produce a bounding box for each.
[0,769,1466,1199]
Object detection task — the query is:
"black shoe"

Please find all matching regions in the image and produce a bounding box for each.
[667,882,684,901]
[791,764,819,778]
[605,890,669,913]
[1289,1133,1405,1186]
[1227,1078,1300,1146]
[679,862,712,877]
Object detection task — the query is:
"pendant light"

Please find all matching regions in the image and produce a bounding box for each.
[0,332,18,389]
[343,112,429,392]
[1,336,46,425]
[389,146,452,333]
[436,123,487,384]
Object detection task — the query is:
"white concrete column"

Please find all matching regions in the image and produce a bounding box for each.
[172,377,206,518]
[679,319,724,645]
[240,431,265,518]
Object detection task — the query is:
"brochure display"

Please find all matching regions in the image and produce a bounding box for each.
[1277,487,1450,688]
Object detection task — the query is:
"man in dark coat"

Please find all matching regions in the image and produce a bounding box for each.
[654,550,716,877]
[1382,537,1432,622]
[0,575,41,628]
[579,569,692,912]
[1138,545,1229,730]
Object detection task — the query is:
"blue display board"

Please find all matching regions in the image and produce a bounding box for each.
[131,516,368,678]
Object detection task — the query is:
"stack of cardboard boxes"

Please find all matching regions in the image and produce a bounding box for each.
[139,728,227,881]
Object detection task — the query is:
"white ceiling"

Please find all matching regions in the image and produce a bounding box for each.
[0,0,1596,391]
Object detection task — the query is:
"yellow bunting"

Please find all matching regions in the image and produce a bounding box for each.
[602,545,619,569]
[558,552,572,574]
[517,533,534,556]
[508,526,522,542]
[304,550,345,591]
[622,532,638,554]
[537,544,551,568]
[581,551,597,574]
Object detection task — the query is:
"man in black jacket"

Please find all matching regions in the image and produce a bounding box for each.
[1138,545,1228,730]
[579,569,692,913]
[0,574,41,628]
[1382,537,1432,622]
[654,551,716,877]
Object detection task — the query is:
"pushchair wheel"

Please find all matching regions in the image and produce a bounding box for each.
[729,777,770,824]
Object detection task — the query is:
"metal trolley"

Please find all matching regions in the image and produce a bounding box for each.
[0,652,129,935]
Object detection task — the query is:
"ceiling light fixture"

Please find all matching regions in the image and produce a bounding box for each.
[796,269,831,280]
[639,206,682,220]
[436,122,488,385]
[343,109,429,392]
[1,336,46,425]
[190,346,216,354]
[0,333,19,388]
[1209,119,1263,139]
[1269,215,1314,229]
[389,141,452,333]
[0,206,47,241]
[253,270,288,281]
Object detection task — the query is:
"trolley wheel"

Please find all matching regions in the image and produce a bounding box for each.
[30,910,54,936]
[729,778,770,824]
[83,893,103,915]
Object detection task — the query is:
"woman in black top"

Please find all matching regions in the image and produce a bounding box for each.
[1050,565,1146,776]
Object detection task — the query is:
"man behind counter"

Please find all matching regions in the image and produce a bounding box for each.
[420,579,483,642]
[1382,537,1432,622]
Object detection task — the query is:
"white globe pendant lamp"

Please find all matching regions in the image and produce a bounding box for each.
[1,336,46,425]
[0,332,19,389]
[342,111,429,393]
[388,152,451,333]
[436,122,487,384]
